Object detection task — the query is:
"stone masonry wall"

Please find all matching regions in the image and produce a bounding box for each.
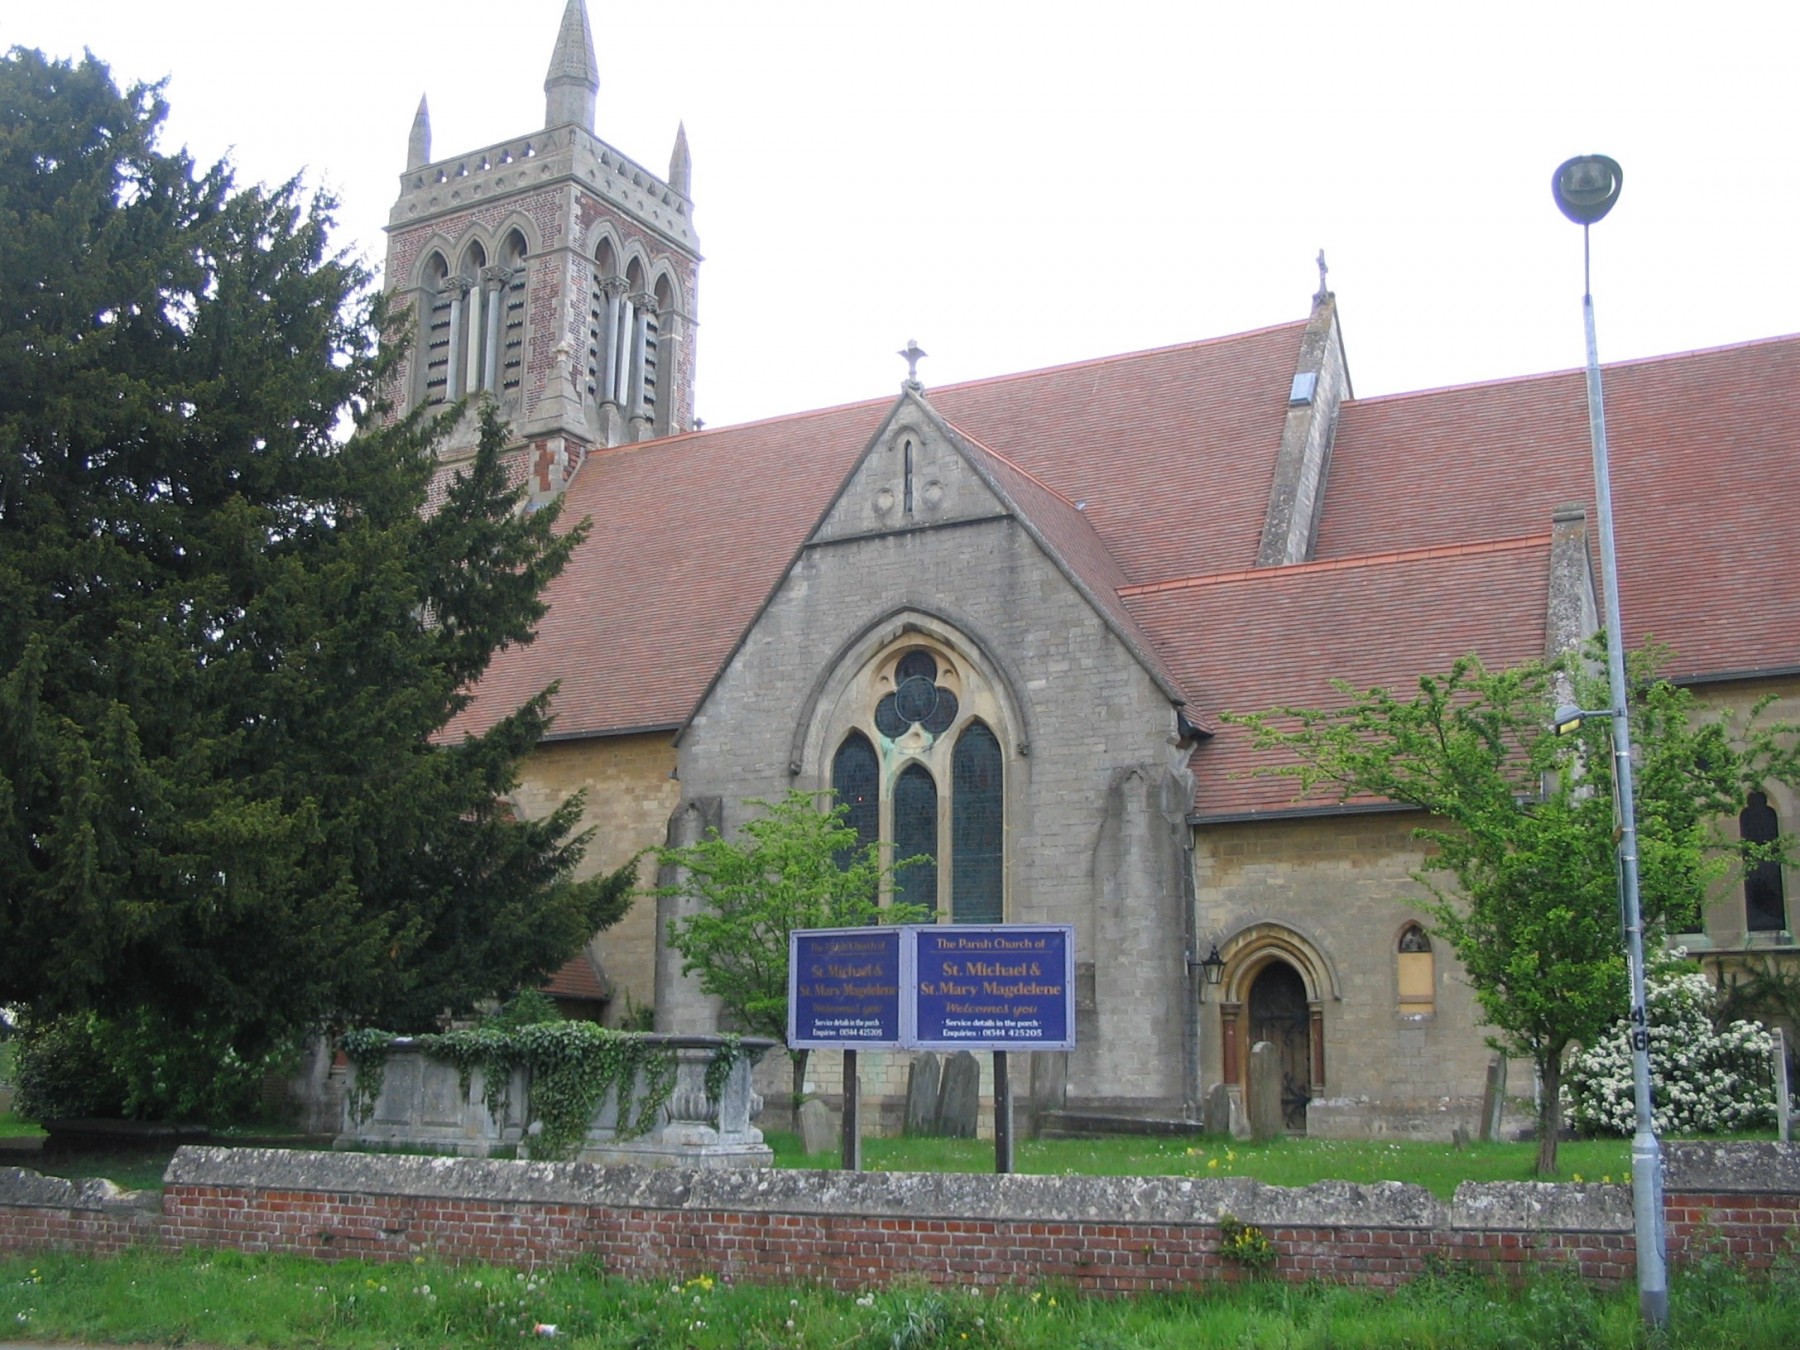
[510,732,680,1020]
[1194,812,1531,1136]
[5,1144,1796,1293]
[676,414,1190,1112]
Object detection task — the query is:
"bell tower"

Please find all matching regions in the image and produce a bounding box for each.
[385,0,701,506]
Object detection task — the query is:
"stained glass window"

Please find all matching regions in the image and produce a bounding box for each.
[952,722,1003,922]
[831,731,879,869]
[875,650,958,739]
[894,763,939,916]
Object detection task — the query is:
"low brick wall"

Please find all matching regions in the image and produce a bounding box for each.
[0,1168,159,1257]
[3,1144,1796,1293]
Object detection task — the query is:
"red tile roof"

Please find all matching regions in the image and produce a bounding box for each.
[1125,536,1554,816]
[449,317,1800,822]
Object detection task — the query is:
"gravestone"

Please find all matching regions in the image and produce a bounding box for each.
[938,1051,981,1139]
[1774,1027,1791,1145]
[797,1097,838,1156]
[904,1052,943,1136]
[1480,1054,1508,1143]
[1204,1082,1234,1136]
[1248,1041,1283,1142]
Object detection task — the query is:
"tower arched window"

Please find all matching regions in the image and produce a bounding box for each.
[494,229,528,399]
[1741,790,1788,933]
[651,273,677,435]
[419,250,452,405]
[826,642,1008,921]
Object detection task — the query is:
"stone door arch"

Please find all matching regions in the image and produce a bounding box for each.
[1214,922,1333,1134]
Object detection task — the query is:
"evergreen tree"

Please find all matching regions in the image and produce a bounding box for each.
[0,49,627,1078]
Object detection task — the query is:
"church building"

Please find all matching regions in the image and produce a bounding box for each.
[394,1,1800,1137]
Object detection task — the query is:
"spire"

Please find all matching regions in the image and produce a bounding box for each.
[544,0,599,132]
[668,122,692,197]
[406,95,432,171]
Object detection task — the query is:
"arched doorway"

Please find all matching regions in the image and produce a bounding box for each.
[1247,961,1312,1132]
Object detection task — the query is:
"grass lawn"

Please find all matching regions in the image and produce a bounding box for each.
[11,1127,1653,1199]
[766,1130,1638,1199]
[0,1111,46,1140]
[3,1245,1798,1349]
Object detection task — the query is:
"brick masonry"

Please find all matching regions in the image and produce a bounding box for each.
[4,1144,1796,1292]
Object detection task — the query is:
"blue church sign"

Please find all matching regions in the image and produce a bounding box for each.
[788,927,905,1049]
[788,925,1074,1052]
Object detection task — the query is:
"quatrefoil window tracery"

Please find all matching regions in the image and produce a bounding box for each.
[874,650,959,739]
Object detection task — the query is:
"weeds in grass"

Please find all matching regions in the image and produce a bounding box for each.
[6,1248,1799,1349]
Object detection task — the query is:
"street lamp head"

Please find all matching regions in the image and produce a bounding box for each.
[1553,155,1623,225]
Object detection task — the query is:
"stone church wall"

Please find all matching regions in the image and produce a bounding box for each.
[1194,813,1530,1138]
[676,503,1192,1116]
[510,731,681,1021]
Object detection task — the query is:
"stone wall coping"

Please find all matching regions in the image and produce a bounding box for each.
[1450,1181,1632,1232]
[158,1147,1642,1232]
[0,1165,156,1215]
[1663,1140,1800,1194]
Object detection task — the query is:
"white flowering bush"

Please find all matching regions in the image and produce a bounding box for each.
[1566,967,1775,1136]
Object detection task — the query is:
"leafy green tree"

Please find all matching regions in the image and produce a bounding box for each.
[659,791,926,1109]
[0,48,628,1091]
[1227,648,1795,1173]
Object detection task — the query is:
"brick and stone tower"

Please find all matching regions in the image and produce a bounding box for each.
[385,0,700,507]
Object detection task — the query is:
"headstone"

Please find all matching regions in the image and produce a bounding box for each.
[797,1097,838,1156]
[904,1052,943,1136]
[1248,1041,1283,1142]
[1774,1027,1791,1145]
[1204,1082,1234,1136]
[1480,1054,1508,1143]
[938,1051,981,1139]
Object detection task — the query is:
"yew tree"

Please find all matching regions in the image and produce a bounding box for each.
[1226,649,1796,1173]
[0,49,626,1076]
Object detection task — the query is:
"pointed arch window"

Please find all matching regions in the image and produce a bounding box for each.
[826,643,1006,921]
[1742,790,1788,933]
[894,764,939,916]
[831,730,879,869]
[952,723,1003,922]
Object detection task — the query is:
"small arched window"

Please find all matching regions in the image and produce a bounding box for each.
[1742,790,1788,933]
[1397,923,1434,1016]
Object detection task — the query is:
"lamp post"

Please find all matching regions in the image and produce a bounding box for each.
[1551,154,1667,1328]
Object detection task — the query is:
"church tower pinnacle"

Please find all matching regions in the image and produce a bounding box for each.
[544,0,600,133]
[385,0,701,507]
[405,96,431,172]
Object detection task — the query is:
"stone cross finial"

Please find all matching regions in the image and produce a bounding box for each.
[899,339,928,390]
[1314,249,1330,304]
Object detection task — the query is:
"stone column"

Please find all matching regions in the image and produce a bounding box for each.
[441,275,470,400]
[480,265,510,393]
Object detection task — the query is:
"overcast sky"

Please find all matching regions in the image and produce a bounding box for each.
[9,1,1795,428]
